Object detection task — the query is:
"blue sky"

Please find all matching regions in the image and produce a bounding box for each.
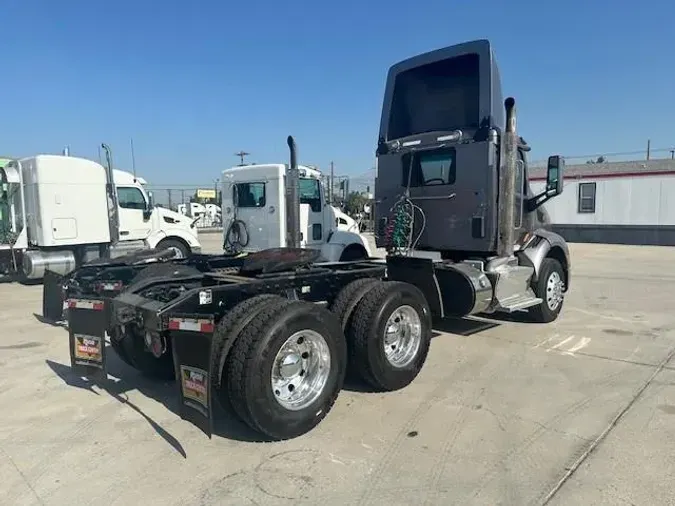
[2,0,674,188]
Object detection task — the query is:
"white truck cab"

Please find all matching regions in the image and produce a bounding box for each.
[113,169,201,258]
[0,154,201,279]
[221,163,370,261]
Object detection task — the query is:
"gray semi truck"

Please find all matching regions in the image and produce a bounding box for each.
[50,38,569,441]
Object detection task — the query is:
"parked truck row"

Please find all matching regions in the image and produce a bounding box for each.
[1,144,371,283]
[0,144,201,281]
[44,39,570,441]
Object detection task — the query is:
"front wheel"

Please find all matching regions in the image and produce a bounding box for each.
[529,257,566,323]
[155,238,191,260]
[225,300,347,440]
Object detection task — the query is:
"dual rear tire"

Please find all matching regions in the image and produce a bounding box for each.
[209,280,432,440]
[330,279,433,391]
[212,296,347,440]
[111,277,433,440]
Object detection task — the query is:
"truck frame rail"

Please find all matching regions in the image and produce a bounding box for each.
[66,248,387,437]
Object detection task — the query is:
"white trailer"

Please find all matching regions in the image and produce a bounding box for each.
[221,163,371,261]
[530,160,675,245]
[0,149,202,280]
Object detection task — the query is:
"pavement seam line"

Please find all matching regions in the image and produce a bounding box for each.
[0,445,45,505]
[540,344,675,505]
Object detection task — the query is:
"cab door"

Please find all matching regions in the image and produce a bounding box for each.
[231,180,281,251]
[299,177,324,246]
[116,186,152,240]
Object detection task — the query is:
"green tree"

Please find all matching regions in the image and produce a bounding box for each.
[344,191,368,217]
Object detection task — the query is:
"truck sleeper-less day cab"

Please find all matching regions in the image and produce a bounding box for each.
[220,162,370,260]
[374,39,569,323]
[0,144,201,280]
[51,39,569,441]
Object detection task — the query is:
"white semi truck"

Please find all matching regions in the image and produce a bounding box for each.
[0,144,202,280]
[221,163,371,261]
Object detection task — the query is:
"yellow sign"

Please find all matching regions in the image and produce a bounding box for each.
[197,189,216,199]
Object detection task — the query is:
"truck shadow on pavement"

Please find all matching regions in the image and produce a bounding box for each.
[44,346,280,457]
[42,313,523,449]
[432,316,500,337]
[33,313,67,328]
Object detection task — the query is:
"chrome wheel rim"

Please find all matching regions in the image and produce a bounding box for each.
[383,305,422,368]
[168,246,185,259]
[546,271,565,311]
[271,330,331,411]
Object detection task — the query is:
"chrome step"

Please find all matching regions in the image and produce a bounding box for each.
[497,294,543,312]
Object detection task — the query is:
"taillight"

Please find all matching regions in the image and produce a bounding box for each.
[95,280,124,293]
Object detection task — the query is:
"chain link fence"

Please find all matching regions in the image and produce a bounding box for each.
[146,186,222,229]
[146,171,377,231]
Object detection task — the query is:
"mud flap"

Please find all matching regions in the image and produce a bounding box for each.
[67,298,108,381]
[170,317,215,438]
[43,270,66,322]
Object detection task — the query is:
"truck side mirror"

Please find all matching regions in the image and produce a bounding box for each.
[143,192,154,220]
[546,155,564,196]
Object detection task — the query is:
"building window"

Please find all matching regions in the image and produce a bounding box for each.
[117,187,147,210]
[578,182,596,213]
[234,182,266,208]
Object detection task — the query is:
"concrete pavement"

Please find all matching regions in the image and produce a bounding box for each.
[1,240,674,505]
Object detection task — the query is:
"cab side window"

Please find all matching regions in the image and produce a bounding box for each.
[117,187,146,210]
[234,182,266,208]
[299,178,322,212]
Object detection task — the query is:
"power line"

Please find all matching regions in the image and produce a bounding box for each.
[531,146,675,165]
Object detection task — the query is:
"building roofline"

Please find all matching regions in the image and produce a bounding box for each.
[530,169,675,182]
[530,158,675,181]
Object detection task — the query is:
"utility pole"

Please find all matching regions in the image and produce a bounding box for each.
[213,178,220,205]
[646,139,651,161]
[671,149,675,160]
[329,161,334,205]
[235,151,250,166]
[167,189,172,210]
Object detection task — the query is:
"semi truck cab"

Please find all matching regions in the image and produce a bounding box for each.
[375,39,570,322]
[112,170,200,258]
[220,163,369,261]
[0,153,201,279]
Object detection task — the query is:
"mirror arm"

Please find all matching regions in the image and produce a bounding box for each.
[526,189,556,212]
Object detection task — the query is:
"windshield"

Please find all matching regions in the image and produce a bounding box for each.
[388,53,480,140]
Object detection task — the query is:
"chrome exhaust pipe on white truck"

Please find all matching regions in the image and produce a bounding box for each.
[100,143,121,253]
[286,135,301,248]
